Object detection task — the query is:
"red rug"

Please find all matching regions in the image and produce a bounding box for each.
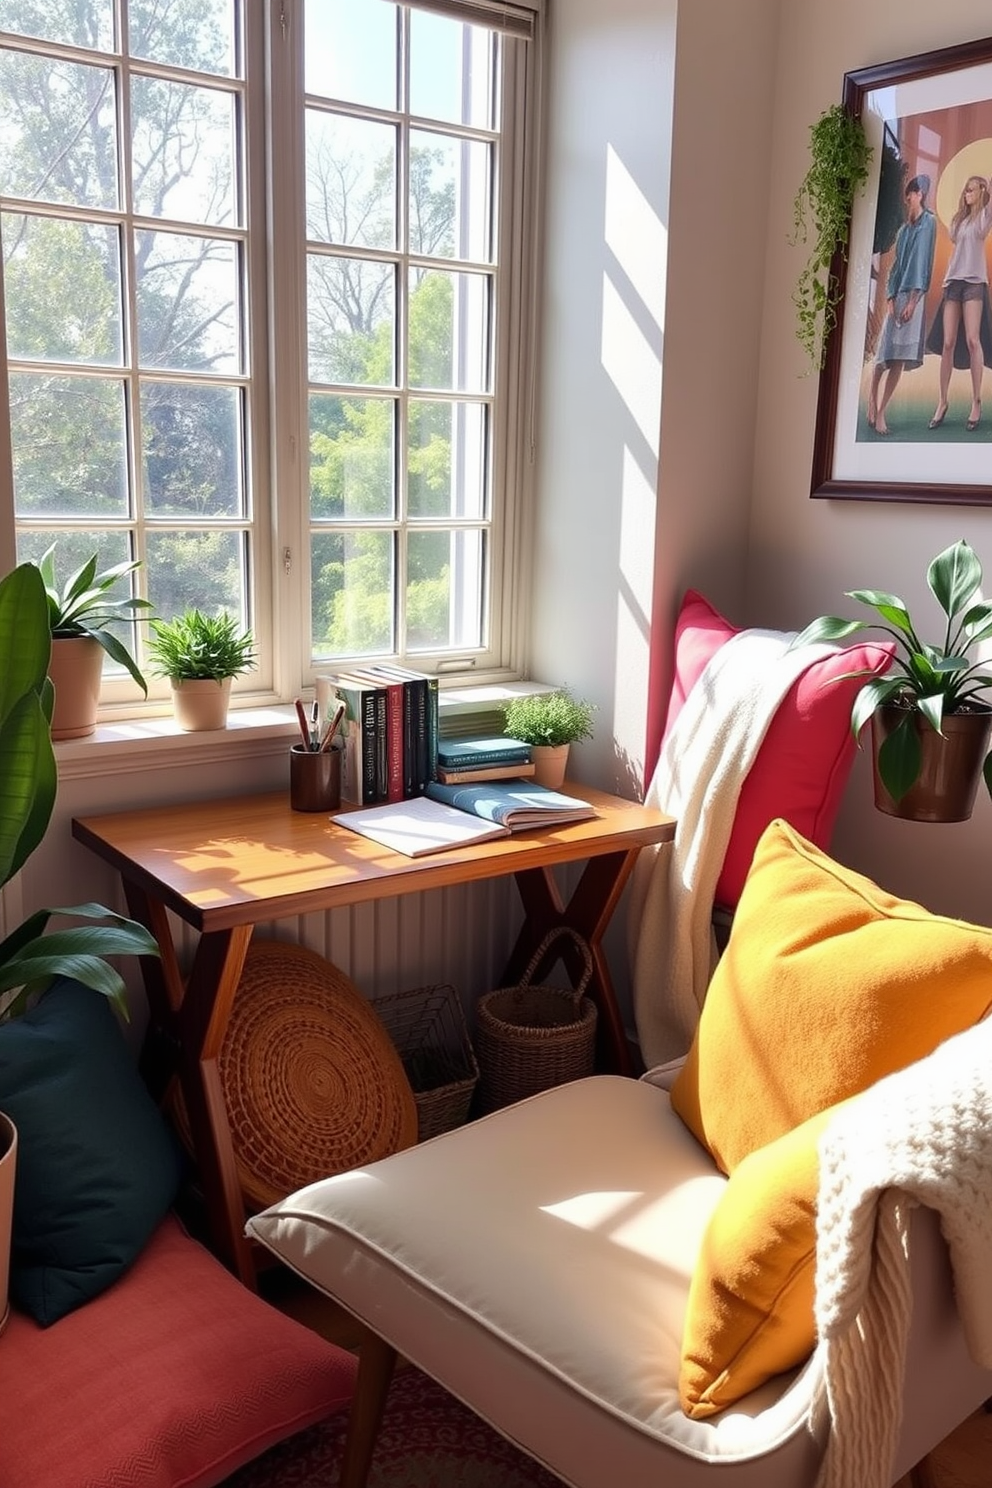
[223,1364,564,1487]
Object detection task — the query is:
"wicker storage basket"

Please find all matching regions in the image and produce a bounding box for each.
[474,928,597,1114]
[374,984,480,1141]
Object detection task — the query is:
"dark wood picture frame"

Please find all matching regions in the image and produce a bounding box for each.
[811,35,992,506]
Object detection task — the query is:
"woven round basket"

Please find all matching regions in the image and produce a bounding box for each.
[474,928,598,1114]
[170,939,418,1210]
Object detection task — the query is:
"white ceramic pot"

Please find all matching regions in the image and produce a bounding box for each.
[0,1111,17,1338]
[49,635,104,740]
[530,744,569,789]
[171,676,232,732]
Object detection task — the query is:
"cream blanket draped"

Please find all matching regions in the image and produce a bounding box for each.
[628,628,835,1067]
[814,1015,992,1488]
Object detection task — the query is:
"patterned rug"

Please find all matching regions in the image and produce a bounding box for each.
[223,1364,565,1487]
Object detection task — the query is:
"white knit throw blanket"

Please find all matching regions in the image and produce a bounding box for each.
[814,1015,992,1488]
[628,628,835,1067]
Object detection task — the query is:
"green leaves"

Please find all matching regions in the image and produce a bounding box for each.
[147,608,255,681]
[39,543,150,694]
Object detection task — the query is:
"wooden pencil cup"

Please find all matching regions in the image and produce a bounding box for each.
[290,744,342,812]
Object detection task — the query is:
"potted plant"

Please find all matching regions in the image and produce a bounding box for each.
[791,539,992,822]
[0,562,159,1334]
[791,103,873,371]
[502,689,596,788]
[36,544,150,740]
[147,608,256,732]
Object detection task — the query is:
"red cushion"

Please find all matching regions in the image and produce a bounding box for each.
[0,1214,356,1488]
[662,590,894,910]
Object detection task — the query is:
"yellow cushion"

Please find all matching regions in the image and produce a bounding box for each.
[670,819,992,1175]
[678,1103,843,1419]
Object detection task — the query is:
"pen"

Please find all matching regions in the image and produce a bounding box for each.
[320,702,346,751]
[294,698,312,750]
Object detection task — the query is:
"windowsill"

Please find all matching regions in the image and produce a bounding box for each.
[54,682,556,781]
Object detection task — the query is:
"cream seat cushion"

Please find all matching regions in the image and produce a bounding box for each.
[248,1077,827,1488]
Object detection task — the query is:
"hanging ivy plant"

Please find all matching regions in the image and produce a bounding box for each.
[790,104,873,372]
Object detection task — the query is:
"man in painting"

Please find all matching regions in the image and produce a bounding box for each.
[866,174,937,435]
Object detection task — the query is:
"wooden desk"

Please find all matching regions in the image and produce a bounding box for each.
[73,785,674,1283]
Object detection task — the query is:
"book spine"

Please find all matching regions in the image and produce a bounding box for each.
[401,680,418,798]
[437,747,531,770]
[371,687,388,801]
[436,762,536,784]
[327,680,373,805]
[383,682,404,803]
[424,676,439,785]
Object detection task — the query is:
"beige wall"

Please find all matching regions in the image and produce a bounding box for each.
[749,1,992,921]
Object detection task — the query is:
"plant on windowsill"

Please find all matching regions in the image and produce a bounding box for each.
[790,539,992,822]
[790,103,873,372]
[501,689,596,789]
[147,608,256,732]
[0,561,159,1333]
[35,544,151,741]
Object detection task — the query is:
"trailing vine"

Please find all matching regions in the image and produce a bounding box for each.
[790,104,873,372]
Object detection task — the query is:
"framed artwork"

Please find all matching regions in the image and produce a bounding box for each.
[811,35,992,505]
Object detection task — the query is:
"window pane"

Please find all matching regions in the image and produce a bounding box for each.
[0,53,118,209]
[306,111,396,250]
[141,382,243,516]
[0,0,115,50]
[410,131,491,262]
[307,254,395,385]
[136,229,241,372]
[145,528,247,623]
[311,529,394,658]
[407,528,484,651]
[408,399,487,519]
[3,213,123,365]
[132,77,238,227]
[409,11,495,129]
[14,527,139,678]
[304,0,397,111]
[128,0,237,76]
[10,372,128,517]
[409,267,490,392]
[310,393,394,519]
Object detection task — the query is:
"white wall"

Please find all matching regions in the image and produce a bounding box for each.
[749,0,992,922]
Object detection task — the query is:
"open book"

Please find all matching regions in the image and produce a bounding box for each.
[332,782,596,857]
[425,780,596,830]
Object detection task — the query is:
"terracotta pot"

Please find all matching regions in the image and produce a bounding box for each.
[530,744,570,789]
[870,703,992,823]
[171,677,232,732]
[49,635,104,740]
[0,1111,16,1339]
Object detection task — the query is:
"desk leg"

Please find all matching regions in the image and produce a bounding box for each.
[503,848,641,1077]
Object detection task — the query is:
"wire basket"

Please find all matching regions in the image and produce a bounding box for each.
[374,983,480,1141]
[474,928,598,1114]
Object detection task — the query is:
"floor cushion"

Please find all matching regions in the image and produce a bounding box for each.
[0,1212,357,1488]
[661,590,893,909]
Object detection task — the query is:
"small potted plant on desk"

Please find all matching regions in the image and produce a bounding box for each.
[0,562,159,1333]
[147,608,256,731]
[791,538,992,822]
[35,544,150,740]
[502,688,596,788]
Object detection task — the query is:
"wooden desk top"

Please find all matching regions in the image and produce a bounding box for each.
[73,785,675,934]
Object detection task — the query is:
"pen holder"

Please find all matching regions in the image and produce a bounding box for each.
[290,743,342,812]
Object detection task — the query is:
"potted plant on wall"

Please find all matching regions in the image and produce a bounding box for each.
[36,545,150,740]
[0,562,159,1334]
[502,689,596,789]
[791,539,992,822]
[147,608,256,731]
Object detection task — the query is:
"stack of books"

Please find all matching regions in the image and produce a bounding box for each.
[318,666,439,806]
[435,736,534,785]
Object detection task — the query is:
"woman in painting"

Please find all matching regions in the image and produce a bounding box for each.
[867,174,937,436]
[926,172,992,432]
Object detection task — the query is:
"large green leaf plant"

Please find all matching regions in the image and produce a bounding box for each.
[0,563,158,1022]
[791,539,992,804]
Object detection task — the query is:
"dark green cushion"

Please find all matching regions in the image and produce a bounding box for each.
[0,978,183,1325]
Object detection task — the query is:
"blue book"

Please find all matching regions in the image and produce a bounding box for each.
[436,737,532,770]
[424,780,596,830]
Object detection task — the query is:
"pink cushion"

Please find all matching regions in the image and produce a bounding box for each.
[0,1214,356,1488]
[662,590,894,910]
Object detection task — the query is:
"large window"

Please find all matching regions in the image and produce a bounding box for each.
[0,0,542,710]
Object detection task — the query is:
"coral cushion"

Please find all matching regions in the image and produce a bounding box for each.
[678,1102,843,1418]
[662,590,893,909]
[0,1213,357,1488]
[670,818,992,1175]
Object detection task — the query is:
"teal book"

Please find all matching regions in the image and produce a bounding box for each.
[424,780,596,830]
[436,737,532,770]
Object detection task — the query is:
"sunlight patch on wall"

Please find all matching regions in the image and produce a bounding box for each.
[601,278,663,455]
[604,144,667,330]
